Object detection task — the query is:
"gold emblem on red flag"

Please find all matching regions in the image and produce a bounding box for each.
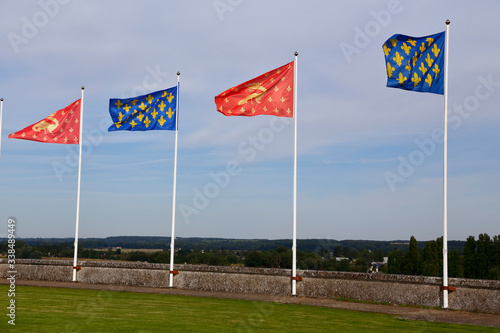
[237,83,267,106]
[215,60,294,118]
[32,114,59,133]
[8,99,81,144]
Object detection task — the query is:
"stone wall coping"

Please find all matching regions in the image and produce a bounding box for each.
[2,259,499,290]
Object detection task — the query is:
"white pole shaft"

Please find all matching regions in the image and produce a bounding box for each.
[442,21,450,309]
[72,87,85,282]
[292,53,298,296]
[169,73,180,288]
[0,98,3,161]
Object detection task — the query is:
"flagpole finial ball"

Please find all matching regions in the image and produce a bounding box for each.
[446,19,450,25]
[81,86,85,90]
[0,98,3,101]
[294,51,298,56]
[177,72,180,76]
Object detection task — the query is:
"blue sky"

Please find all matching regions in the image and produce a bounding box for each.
[0,1,499,241]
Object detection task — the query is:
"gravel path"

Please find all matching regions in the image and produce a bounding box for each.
[4,279,500,328]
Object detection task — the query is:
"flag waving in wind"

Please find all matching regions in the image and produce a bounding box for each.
[8,99,81,144]
[108,87,177,131]
[383,31,445,94]
[383,21,453,309]
[215,61,294,117]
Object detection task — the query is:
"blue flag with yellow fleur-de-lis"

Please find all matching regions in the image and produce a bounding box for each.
[383,31,445,95]
[108,87,177,131]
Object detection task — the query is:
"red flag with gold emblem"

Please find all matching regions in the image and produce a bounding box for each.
[215,61,294,117]
[8,99,81,144]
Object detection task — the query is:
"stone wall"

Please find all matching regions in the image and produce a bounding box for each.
[1,259,499,314]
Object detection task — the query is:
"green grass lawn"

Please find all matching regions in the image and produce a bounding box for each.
[0,286,499,332]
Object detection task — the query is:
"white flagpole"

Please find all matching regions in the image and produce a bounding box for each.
[72,86,85,282]
[0,98,3,161]
[291,52,298,296]
[442,20,450,309]
[169,72,180,288]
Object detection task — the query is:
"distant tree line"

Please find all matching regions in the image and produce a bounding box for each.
[2,236,466,253]
[386,234,500,280]
[0,241,73,259]
[0,241,383,273]
[1,234,498,281]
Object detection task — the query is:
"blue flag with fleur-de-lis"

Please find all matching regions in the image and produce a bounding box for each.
[382,31,445,95]
[108,87,177,131]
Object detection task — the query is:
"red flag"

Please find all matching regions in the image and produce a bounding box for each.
[9,99,81,144]
[215,61,294,117]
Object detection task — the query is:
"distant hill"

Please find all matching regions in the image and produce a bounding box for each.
[0,236,466,253]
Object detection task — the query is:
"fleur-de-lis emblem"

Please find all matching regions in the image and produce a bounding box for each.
[386,62,395,78]
[425,53,434,67]
[425,73,433,87]
[392,51,404,66]
[401,42,411,55]
[419,62,427,75]
[411,72,421,86]
[431,43,441,57]
[405,60,412,72]
[412,52,418,67]
[432,64,441,78]
[383,43,391,56]
[397,72,407,84]
[419,42,427,54]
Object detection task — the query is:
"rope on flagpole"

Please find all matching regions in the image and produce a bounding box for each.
[72,86,85,282]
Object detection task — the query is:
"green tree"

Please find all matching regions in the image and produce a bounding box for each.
[244,251,265,267]
[298,252,322,270]
[422,240,439,277]
[372,249,384,262]
[321,258,338,271]
[476,233,492,279]
[333,246,342,257]
[338,258,350,272]
[149,251,170,263]
[387,248,404,274]
[349,249,360,260]
[493,235,500,279]
[318,247,330,259]
[127,251,150,262]
[494,236,500,265]
[28,250,43,259]
[402,236,422,275]
[463,236,477,278]
[448,250,464,278]
[354,257,368,272]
